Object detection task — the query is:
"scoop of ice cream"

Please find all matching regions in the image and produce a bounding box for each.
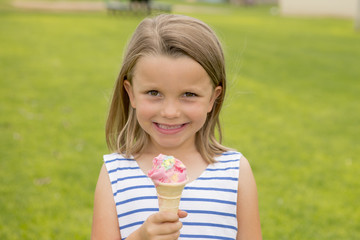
[148,154,187,185]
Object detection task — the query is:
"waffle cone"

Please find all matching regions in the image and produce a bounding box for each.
[155,179,188,214]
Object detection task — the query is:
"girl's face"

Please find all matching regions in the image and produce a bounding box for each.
[124,55,222,153]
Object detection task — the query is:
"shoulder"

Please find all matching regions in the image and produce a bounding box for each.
[213,151,242,171]
[103,152,128,162]
[103,152,136,170]
[216,150,243,162]
[215,151,258,175]
[237,155,257,188]
[239,155,252,173]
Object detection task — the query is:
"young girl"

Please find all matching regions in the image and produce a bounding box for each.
[91,14,262,240]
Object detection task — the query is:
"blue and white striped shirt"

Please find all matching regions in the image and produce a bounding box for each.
[104,151,241,240]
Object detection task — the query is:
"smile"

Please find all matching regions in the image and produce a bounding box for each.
[154,123,187,134]
[157,124,183,130]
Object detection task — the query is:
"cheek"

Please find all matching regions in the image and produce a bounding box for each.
[136,102,156,121]
[186,103,209,122]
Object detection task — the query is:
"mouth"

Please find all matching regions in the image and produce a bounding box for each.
[157,123,184,130]
[154,122,188,134]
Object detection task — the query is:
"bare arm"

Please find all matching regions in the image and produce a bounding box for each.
[91,164,121,240]
[236,156,262,240]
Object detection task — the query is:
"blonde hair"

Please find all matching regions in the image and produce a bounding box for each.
[106,14,229,163]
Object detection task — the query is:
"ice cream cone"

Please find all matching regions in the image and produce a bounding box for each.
[155,178,188,214]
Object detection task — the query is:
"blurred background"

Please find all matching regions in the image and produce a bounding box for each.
[1,0,359,239]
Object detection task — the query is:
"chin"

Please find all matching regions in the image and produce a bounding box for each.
[152,138,186,150]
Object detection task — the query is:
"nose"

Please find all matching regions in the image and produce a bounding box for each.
[160,99,180,119]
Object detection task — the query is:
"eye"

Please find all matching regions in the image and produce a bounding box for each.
[183,92,197,97]
[147,90,160,97]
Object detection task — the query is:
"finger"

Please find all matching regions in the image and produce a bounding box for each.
[144,220,182,236]
[178,210,188,218]
[164,230,181,240]
[156,231,181,240]
[160,221,183,234]
[140,215,181,238]
[152,211,179,223]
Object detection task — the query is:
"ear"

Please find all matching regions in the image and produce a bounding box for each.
[208,86,222,112]
[123,80,136,108]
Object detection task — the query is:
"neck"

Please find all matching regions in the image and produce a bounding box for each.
[142,139,199,162]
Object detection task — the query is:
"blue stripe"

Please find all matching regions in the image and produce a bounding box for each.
[111,175,148,184]
[121,220,144,230]
[105,157,135,164]
[180,234,235,240]
[181,197,236,205]
[183,222,237,231]
[185,186,237,193]
[197,177,238,181]
[221,151,240,156]
[108,166,140,174]
[118,208,158,218]
[113,185,154,196]
[206,167,239,171]
[218,159,240,163]
[116,196,157,205]
[184,209,236,218]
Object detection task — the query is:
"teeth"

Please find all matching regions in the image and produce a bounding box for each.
[158,124,182,130]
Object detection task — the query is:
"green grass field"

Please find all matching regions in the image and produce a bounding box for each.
[1,3,359,239]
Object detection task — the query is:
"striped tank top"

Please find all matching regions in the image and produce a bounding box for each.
[104,151,241,240]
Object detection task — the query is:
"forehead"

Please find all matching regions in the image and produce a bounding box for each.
[132,55,213,89]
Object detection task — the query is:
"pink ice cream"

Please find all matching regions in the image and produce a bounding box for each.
[148,154,187,185]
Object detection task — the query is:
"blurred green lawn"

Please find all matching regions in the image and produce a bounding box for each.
[1,3,359,239]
